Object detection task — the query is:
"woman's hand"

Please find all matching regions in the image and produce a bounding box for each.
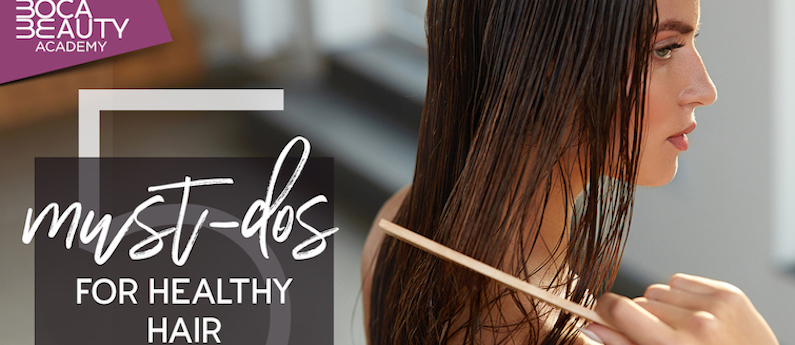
[583,273,779,345]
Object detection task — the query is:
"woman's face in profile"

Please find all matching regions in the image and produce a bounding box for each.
[636,0,718,186]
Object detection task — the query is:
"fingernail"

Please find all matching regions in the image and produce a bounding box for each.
[578,327,604,344]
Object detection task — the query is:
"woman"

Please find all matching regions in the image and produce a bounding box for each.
[362,0,779,344]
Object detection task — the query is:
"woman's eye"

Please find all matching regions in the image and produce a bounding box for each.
[653,43,684,60]
[654,47,672,59]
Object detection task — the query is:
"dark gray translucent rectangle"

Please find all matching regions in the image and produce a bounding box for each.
[35,157,334,345]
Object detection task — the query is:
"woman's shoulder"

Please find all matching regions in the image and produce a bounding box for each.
[361,184,411,278]
[360,184,411,341]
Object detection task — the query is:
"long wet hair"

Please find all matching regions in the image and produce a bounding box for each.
[370,0,658,344]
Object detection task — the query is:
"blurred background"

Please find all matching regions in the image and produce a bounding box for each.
[1,0,793,344]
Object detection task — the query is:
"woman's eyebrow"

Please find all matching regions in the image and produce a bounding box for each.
[657,20,696,34]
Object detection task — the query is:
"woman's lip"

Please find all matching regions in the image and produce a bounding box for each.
[668,133,689,151]
[667,122,696,151]
[673,122,697,137]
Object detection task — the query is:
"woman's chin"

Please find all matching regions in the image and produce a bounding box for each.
[636,157,679,187]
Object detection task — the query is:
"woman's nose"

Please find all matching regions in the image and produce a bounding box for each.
[678,50,718,107]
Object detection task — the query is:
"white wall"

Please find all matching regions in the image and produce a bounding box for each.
[623,0,795,342]
[184,0,381,67]
[312,0,379,50]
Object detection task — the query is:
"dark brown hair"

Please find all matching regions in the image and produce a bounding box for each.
[370,0,658,343]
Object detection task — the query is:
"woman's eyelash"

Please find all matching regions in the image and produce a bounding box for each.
[665,42,685,50]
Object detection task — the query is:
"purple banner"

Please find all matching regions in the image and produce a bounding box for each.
[1,0,172,85]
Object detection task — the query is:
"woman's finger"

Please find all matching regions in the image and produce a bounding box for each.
[594,293,676,345]
[667,273,752,316]
[644,283,712,311]
[668,273,735,295]
[633,296,716,331]
[582,323,637,345]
